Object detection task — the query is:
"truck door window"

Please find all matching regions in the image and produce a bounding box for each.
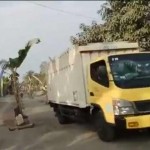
[90,60,109,87]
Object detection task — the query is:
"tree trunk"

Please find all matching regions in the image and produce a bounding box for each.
[12,73,23,115]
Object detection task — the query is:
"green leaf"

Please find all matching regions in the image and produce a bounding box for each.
[70,0,150,50]
[7,38,40,69]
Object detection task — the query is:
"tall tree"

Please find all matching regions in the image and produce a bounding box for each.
[70,22,105,46]
[71,0,150,50]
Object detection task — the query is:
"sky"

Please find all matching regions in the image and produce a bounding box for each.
[0,1,103,79]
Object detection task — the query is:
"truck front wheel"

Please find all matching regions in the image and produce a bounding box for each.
[95,111,116,142]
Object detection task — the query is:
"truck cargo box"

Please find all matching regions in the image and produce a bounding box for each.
[47,42,139,108]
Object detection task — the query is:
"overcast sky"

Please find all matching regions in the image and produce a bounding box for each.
[0,1,103,79]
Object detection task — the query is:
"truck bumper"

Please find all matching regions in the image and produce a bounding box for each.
[115,114,150,129]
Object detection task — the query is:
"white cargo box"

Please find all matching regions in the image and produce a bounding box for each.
[47,42,139,108]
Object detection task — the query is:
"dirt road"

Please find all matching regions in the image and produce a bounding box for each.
[0,96,150,150]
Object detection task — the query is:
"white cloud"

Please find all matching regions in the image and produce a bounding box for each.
[0,1,103,79]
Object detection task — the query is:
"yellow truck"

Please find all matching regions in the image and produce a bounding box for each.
[47,41,150,142]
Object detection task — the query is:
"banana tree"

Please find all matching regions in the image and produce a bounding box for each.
[25,71,47,95]
[0,60,9,97]
[0,38,40,130]
[25,70,35,99]
[1,76,11,96]
[32,74,47,91]
[31,73,48,104]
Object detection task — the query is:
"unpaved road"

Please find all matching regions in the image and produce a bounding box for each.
[0,95,150,150]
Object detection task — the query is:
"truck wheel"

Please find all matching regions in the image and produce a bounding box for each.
[95,111,116,142]
[147,128,150,134]
[57,113,72,124]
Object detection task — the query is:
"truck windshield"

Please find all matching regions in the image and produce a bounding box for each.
[108,53,150,89]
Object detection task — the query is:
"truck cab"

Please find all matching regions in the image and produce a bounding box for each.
[88,52,150,141]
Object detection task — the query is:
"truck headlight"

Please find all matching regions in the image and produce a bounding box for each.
[113,99,135,115]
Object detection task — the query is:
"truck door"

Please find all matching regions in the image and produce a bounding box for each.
[88,59,109,102]
[88,59,114,123]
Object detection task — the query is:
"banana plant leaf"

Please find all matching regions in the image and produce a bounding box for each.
[7,38,40,69]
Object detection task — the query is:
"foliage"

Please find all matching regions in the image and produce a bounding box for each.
[24,71,46,86]
[23,68,47,94]
[24,60,48,88]
[71,0,150,50]
[0,38,40,77]
[0,38,40,114]
[70,22,104,45]
[2,76,9,84]
[0,38,41,89]
[7,38,40,69]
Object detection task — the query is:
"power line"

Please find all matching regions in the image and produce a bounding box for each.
[26,1,97,21]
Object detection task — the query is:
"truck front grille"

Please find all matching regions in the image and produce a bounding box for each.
[134,100,150,112]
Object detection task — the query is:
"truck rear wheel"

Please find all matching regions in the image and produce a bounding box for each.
[57,113,68,124]
[95,111,116,142]
[56,111,72,125]
[147,128,150,134]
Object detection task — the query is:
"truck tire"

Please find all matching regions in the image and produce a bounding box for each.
[94,111,116,142]
[147,128,150,134]
[57,113,68,124]
[56,112,72,124]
